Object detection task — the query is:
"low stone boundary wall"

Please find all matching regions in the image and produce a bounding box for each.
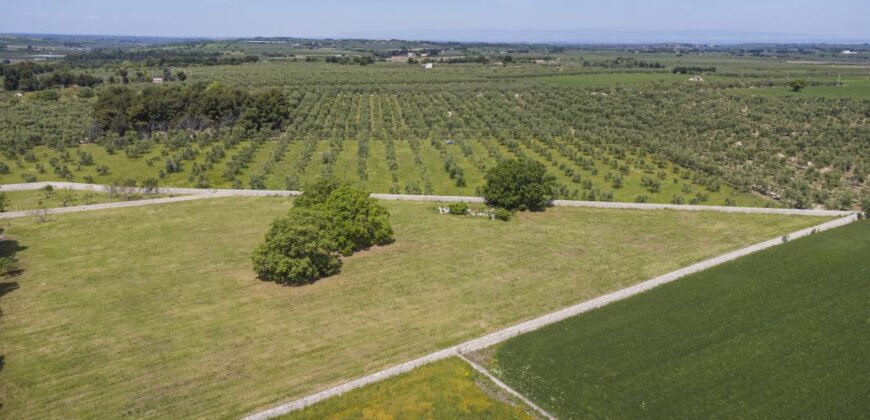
[457,354,556,420]
[0,193,230,220]
[242,212,859,419]
[0,182,300,197]
[0,182,854,217]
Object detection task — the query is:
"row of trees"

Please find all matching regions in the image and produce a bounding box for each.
[672,66,717,74]
[581,57,665,69]
[1,73,865,208]
[92,82,291,135]
[63,49,259,68]
[1,62,102,91]
[325,56,376,66]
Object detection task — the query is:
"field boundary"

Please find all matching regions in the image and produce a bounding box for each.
[242,212,859,420]
[456,354,556,420]
[0,182,853,217]
[0,193,233,220]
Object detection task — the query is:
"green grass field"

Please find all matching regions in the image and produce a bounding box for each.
[282,357,535,419]
[0,197,823,418]
[489,220,870,419]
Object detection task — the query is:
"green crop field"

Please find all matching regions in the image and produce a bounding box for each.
[0,196,823,418]
[282,358,534,419]
[488,220,870,419]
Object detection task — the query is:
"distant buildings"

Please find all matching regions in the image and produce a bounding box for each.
[423,63,434,69]
[152,77,164,84]
[841,50,858,55]
[30,54,65,61]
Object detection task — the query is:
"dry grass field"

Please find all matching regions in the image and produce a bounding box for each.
[0,197,825,418]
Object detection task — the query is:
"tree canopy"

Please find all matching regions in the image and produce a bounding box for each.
[92,83,291,135]
[252,181,394,285]
[482,158,556,211]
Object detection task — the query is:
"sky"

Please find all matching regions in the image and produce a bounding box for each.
[1,0,868,43]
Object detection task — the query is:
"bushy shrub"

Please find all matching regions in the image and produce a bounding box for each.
[142,177,159,192]
[252,181,394,285]
[294,177,343,208]
[482,159,555,211]
[493,207,513,221]
[323,185,394,256]
[448,202,468,215]
[251,207,341,285]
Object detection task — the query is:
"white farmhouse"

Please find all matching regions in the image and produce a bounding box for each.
[423,63,434,69]
[152,77,164,84]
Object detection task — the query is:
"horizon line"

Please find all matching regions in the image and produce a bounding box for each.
[2,31,869,46]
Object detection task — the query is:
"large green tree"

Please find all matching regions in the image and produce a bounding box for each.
[482,159,556,211]
[323,185,394,255]
[252,181,394,285]
[251,207,341,285]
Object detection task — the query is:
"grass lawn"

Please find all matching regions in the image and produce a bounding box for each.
[489,220,870,419]
[0,197,826,418]
[0,189,165,212]
[282,357,535,419]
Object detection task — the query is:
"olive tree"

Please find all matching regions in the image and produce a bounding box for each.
[789,79,807,92]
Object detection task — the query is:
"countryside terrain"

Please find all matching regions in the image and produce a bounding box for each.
[0,32,868,419]
[1,37,868,210]
[0,197,826,417]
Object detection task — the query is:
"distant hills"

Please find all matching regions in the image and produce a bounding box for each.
[338,29,870,45]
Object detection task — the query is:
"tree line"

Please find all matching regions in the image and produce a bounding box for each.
[325,55,376,66]
[92,82,291,136]
[581,57,665,69]
[63,49,260,68]
[672,66,717,74]
[1,62,102,91]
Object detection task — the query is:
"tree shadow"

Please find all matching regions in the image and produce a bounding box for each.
[0,240,26,259]
[0,240,25,277]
